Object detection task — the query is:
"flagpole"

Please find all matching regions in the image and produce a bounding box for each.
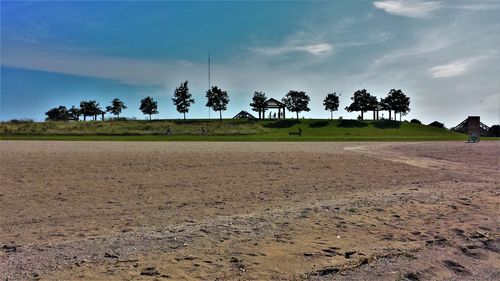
[208,52,211,120]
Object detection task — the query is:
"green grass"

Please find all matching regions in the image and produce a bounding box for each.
[0,118,492,142]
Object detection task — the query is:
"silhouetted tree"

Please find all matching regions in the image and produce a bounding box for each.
[282,90,310,119]
[80,100,102,121]
[45,106,69,121]
[206,86,229,120]
[384,89,410,121]
[345,89,377,120]
[68,105,81,121]
[139,96,159,120]
[410,119,422,124]
[172,81,195,120]
[106,98,127,118]
[250,91,267,119]
[323,92,340,120]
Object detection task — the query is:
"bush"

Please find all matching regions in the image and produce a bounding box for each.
[263,119,300,128]
[309,121,329,128]
[410,119,422,124]
[7,119,34,123]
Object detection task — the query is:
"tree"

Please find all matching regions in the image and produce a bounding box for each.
[106,98,127,118]
[345,89,377,120]
[68,105,81,121]
[323,92,340,120]
[139,96,159,120]
[384,89,410,121]
[282,90,310,119]
[80,100,102,121]
[249,91,267,119]
[172,81,194,120]
[45,106,69,121]
[206,86,229,120]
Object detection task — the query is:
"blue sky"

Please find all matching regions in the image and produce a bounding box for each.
[1,0,499,126]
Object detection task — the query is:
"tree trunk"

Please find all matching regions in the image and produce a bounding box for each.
[149,114,151,120]
[83,115,86,121]
[361,111,364,120]
[389,110,392,120]
[296,111,299,120]
[219,110,222,120]
[331,110,333,120]
[183,112,186,120]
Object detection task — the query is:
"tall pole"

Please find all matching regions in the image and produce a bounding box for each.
[208,53,211,120]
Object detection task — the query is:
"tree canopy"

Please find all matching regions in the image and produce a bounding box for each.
[386,89,410,120]
[106,98,127,118]
[80,100,102,121]
[139,96,159,120]
[172,81,195,120]
[249,91,267,119]
[384,89,410,121]
[45,106,70,121]
[68,105,81,121]
[323,92,340,120]
[206,86,230,120]
[282,90,310,119]
[345,89,378,120]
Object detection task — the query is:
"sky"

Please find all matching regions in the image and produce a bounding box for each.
[1,0,499,127]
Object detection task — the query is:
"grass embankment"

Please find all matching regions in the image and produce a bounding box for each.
[0,119,479,141]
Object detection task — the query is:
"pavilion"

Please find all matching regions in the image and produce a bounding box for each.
[260,98,286,119]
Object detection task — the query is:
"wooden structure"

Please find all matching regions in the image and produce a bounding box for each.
[233,110,256,119]
[451,116,490,138]
[260,98,286,119]
[83,110,105,121]
[373,104,384,120]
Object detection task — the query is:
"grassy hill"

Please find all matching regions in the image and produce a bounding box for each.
[0,118,475,141]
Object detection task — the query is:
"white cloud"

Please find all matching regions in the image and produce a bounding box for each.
[250,43,332,56]
[373,0,440,18]
[372,30,452,66]
[455,3,500,11]
[429,56,487,78]
[0,47,199,86]
[429,60,470,78]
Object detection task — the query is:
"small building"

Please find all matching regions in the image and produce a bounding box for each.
[373,104,384,120]
[233,110,257,119]
[261,98,286,119]
[451,116,490,137]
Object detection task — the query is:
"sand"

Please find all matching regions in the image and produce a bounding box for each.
[0,141,498,280]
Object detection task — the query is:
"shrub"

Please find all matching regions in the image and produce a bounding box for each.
[8,118,34,123]
[410,119,422,124]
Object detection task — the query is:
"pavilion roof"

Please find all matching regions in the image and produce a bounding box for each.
[264,98,285,108]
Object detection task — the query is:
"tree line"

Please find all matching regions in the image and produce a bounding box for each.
[45,81,410,121]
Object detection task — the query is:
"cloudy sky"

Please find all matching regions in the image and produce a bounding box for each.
[1,0,499,126]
